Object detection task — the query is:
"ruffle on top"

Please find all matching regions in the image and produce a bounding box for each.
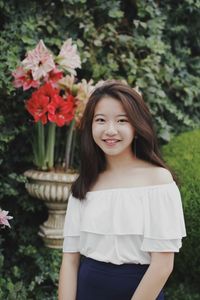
[63,181,186,263]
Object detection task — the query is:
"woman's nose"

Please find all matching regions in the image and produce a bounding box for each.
[105,122,118,135]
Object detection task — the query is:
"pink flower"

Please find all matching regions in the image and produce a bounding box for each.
[0,209,13,228]
[22,40,55,81]
[56,38,81,75]
[12,67,39,91]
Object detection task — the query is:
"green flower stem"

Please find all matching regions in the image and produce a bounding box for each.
[37,121,45,168]
[69,128,77,168]
[65,119,75,171]
[45,122,56,170]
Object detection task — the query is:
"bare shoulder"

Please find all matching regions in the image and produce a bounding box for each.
[149,167,173,185]
[129,160,174,186]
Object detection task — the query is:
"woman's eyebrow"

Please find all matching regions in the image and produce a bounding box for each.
[94,113,105,117]
[94,113,128,117]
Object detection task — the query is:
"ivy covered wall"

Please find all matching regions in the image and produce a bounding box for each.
[0,0,199,299]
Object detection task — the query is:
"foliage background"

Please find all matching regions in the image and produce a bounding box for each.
[0,0,199,299]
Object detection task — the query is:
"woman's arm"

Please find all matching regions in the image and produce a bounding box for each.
[131,252,174,300]
[58,252,81,300]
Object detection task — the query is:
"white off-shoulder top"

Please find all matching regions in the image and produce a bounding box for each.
[63,181,186,265]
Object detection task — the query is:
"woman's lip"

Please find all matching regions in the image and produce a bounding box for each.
[103,139,121,141]
[103,139,120,142]
[102,139,121,145]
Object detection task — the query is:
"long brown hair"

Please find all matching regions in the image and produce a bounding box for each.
[71,80,173,199]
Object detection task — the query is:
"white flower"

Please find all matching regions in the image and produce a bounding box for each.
[76,79,94,102]
[133,86,142,96]
[22,40,55,81]
[58,74,75,91]
[74,79,94,125]
[56,38,81,75]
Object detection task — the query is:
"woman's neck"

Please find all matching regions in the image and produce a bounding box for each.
[105,152,140,172]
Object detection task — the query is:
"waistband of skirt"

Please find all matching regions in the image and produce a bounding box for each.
[81,256,149,272]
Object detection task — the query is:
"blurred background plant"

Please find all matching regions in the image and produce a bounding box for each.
[0,0,199,299]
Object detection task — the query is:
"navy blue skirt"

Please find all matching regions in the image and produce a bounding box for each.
[76,257,164,300]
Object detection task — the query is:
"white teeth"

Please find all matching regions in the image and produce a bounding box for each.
[106,140,117,142]
[104,140,119,142]
[103,139,120,145]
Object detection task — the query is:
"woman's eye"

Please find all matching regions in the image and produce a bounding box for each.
[95,118,105,122]
[118,119,128,123]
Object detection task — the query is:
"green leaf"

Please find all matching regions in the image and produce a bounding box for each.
[108,8,124,19]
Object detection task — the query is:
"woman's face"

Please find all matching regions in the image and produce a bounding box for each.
[92,96,135,158]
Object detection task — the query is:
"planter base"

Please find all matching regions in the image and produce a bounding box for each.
[24,169,78,249]
[38,209,66,248]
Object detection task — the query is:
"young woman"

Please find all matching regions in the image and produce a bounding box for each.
[58,80,186,300]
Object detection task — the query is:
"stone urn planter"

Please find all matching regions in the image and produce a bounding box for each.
[24,169,78,249]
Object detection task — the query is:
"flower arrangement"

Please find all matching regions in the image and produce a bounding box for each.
[12,39,95,171]
[0,208,13,228]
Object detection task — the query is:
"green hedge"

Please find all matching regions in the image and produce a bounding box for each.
[0,247,61,300]
[163,129,200,298]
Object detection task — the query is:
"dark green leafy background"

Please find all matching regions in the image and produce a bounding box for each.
[0,0,199,299]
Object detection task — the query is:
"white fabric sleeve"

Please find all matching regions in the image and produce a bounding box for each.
[141,238,182,252]
[63,236,80,252]
[141,183,186,252]
[63,194,81,253]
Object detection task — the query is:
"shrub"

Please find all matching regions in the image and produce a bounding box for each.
[165,283,200,300]
[162,129,200,298]
[0,243,61,299]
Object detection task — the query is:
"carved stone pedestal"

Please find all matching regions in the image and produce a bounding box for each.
[24,169,78,249]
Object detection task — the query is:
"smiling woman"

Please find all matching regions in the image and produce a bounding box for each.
[58,80,186,300]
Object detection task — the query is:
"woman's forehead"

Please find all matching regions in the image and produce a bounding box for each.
[94,96,127,116]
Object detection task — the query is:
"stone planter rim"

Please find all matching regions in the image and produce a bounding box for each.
[24,169,78,183]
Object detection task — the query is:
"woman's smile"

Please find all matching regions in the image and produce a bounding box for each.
[103,139,121,146]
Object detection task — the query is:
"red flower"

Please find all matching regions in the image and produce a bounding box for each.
[37,82,60,100]
[25,83,74,126]
[44,67,63,83]
[26,92,49,124]
[25,83,59,124]
[48,94,75,127]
